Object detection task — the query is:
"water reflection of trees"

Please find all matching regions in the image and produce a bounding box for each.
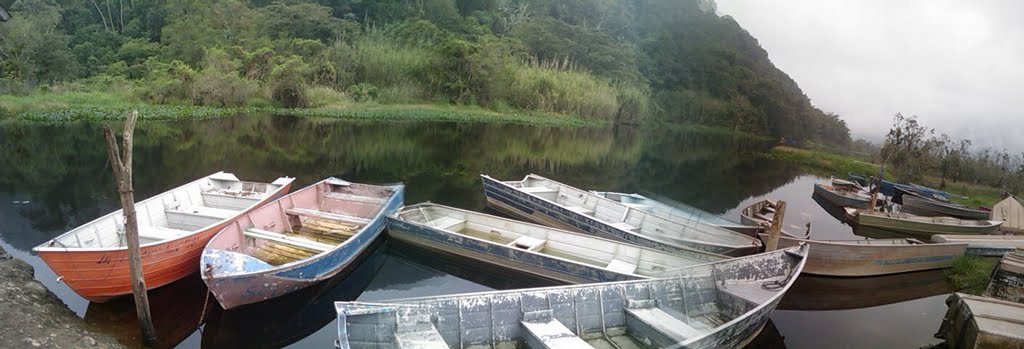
[0,116,803,249]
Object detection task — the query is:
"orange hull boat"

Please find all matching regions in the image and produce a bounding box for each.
[33,172,294,302]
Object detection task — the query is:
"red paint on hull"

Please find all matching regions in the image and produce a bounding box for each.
[36,183,292,302]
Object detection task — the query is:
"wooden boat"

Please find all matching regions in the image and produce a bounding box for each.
[848,208,1002,237]
[481,174,760,256]
[32,172,294,302]
[983,249,1024,304]
[931,234,1024,256]
[902,195,990,220]
[593,191,759,235]
[201,178,403,309]
[830,177,863,192]
[386,203,725,284]
[335,245,809,349]
[740,199,779,227]
[935,293,1024,349]
[778,269,951,311]
[744,200,967,276]
[848,172,896,196]
[813,183,872,209]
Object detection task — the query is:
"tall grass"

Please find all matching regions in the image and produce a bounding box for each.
[341,38,436,96]
[500,65,620,121]
[946,255,998,295]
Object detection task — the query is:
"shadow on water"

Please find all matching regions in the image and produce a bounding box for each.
[778,269,952,311]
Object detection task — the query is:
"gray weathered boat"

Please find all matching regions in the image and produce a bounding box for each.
[386,203,726,284]
[813,183,873,209]
[901,195,990,220]
[740,199,779,228]
[931,234,1024,256]
[847,208,1002,237]
[935,293,1024,349]
[335,244,809,349]
[983,249,1024,304]
[743,200,967,276]
[481,174,760,256]
[592,191,759,235]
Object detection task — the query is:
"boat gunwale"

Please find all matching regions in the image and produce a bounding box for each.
[483,174,758,250]
[857,210,1003,229]
[32,171,296,253]
[764,233,970,250]
[592,191,749,227]
[390,202,727,277]
[204,180,404,279]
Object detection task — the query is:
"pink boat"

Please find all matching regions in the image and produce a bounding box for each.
[200,178,403,309]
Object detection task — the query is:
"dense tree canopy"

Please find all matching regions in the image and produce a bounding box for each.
[0,0,850,145]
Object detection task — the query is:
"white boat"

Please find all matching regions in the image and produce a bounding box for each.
[336,245,809,349]
[386,203,726,284]
[592,191,760,235]
[481,174,761,256]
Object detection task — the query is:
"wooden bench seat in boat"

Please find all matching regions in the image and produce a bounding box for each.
[624,300,704,347]
[605,259,638,274]
[423,216,465,230]
[137,226,191,241]
[508,236,546,252]
[564,205,596,215]
[622,203,653,211]
[284,208,371,224]
[395,314,448,349]
[165,205,240,230]
[244,228,333,253]
[323,191,388,205]
[200,191,261,210]
[520,310,593,349]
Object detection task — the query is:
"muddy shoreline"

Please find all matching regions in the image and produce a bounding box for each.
[0,245,125,348]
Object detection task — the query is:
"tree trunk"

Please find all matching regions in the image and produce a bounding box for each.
[102,111,156,345]
[764,201,786,252]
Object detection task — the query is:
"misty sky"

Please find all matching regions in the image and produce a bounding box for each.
[715,0,1024,151]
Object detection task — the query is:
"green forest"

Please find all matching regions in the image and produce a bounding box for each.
[0,0,850,145]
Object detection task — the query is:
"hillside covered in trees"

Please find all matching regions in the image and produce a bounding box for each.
[0,0,850,145]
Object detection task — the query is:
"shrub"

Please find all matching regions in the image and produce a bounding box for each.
[306,86,350,108]
[345,83,378,102]
[269,57,312,108]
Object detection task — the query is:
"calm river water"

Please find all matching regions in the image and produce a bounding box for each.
[0,116,949,348]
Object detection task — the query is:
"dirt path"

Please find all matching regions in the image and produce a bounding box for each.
[0,246,125,348]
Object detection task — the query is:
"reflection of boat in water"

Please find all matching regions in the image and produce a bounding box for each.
[812,192,856,224]
[743,319,787,349]
[83,273,208,349]
[777,269,951,311]
[200,238,389,349]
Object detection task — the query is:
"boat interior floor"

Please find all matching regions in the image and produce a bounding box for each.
[247,213,364,265]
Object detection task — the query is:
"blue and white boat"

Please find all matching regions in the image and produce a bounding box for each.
[481,174,761,256]
[201,178,403,309]
[386,203,725,284]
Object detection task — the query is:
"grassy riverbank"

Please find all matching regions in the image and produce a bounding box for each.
[763,145,1005,206]
[0,91,596,127]
[762,146,881,177]
[946,255,998,295]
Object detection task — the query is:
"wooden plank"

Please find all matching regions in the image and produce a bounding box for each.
[244,228,333,252]
[285,208,371,224]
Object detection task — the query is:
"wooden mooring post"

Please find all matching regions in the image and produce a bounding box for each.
[102,111,157,345]
[764,201,787,251]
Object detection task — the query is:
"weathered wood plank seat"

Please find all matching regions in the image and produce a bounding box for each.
[201,191,262,210]
[719,280,779,306]
[625,300,703,347]
[244,228,333,252]
[605,259,638,274]
[323,191,388,204]
[610,222,640,232]
[521,310,594,349]
[285,208,371,224]
[423,216,464,229]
